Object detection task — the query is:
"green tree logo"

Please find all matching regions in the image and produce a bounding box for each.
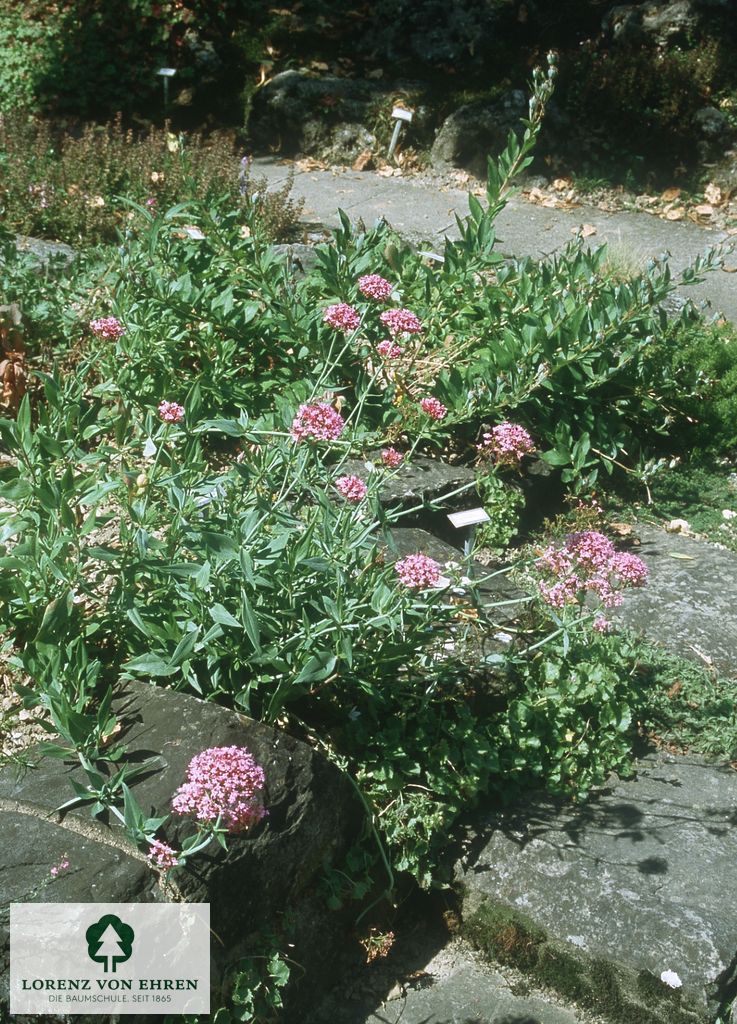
[86,914,135,973]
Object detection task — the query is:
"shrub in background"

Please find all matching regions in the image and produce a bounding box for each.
[0,114,303,245]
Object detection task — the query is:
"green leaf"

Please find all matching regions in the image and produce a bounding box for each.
[209,603,241,629]
[124,653,180,677]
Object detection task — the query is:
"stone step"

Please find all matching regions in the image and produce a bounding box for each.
[456,751,737,1022]
[310,933,604,1024]
[614,524,737,676]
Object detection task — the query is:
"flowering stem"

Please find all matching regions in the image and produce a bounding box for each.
[139,423,170,520]
[385,479,478,521]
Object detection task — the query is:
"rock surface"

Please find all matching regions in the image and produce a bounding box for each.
[12,235,75,270]
[312,936,597,1024]
[249,70,391,158]
[430,92,527,175]
[457,751,737,1020]
[614,523,737,674]
[343,454,474,512]
[0,681,362,1021]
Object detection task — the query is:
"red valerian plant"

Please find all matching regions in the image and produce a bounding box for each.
[537,530,648,619]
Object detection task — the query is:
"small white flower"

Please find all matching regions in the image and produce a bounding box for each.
[660,969,682,989]
[722,509,737,520]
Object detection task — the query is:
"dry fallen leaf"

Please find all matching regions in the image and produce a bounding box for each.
[704,182,723,206]
[690,203,714,222]
[664,206,685,221]
[352,149,374,172]
[610,522,634,537]
[552,177,572,191]
[661,187,682,202]
[580,223,597,238]
[665,518,691,533]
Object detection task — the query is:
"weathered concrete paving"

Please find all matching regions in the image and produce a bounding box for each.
[615,523,737,675]
[255,158,737,322]
[457,752,737,1021]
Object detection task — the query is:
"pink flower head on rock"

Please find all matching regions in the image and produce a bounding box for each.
[478,423,535,465]
[323,302,361,333]
[158,400,185,424]
[172,745,267,835]
[335,475,368,503]
[380,308,422,336]
[147,839,179,870]
[291,402,345,442]
[358,274,394,301]
[89,316,125,340]
[381,447,404,468]
[609,551,649,587]
[420,396,447,421]
[537,530,648,610]
[376,339,404,359]
[395,552,441,589]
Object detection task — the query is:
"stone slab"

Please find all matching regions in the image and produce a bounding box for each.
[457,752,737,1018]
[309,935,597,1024]
[343,455,477,512]
[0,681,362,1018]
[359,943,591,1024]
[0,811,155,1019]
[614,524,737,675]
[0,681,360,936]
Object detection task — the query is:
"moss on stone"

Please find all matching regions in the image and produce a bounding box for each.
[464,900,546,971]
[533,945,592,1004]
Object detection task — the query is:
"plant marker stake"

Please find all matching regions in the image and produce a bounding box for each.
[448,507,490,557]
[157,67,177,113]
[387,106,413,161]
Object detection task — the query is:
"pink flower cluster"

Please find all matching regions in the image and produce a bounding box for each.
[395,552,441,589]
[380,308,422,336]
[89,316,125,340]
[478,422,535,465]
[538,530,648,610]
[158,400,185,423]
[147,839,179,870]
[376,339,404,359]
[323,303,360,333]
[420,396,447,421]
[172,745,267,835]
[50,856,70,878]
[381,447,404,468]
[291,402,345,442]
[335,474,368,502]
[358,274,393,301]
